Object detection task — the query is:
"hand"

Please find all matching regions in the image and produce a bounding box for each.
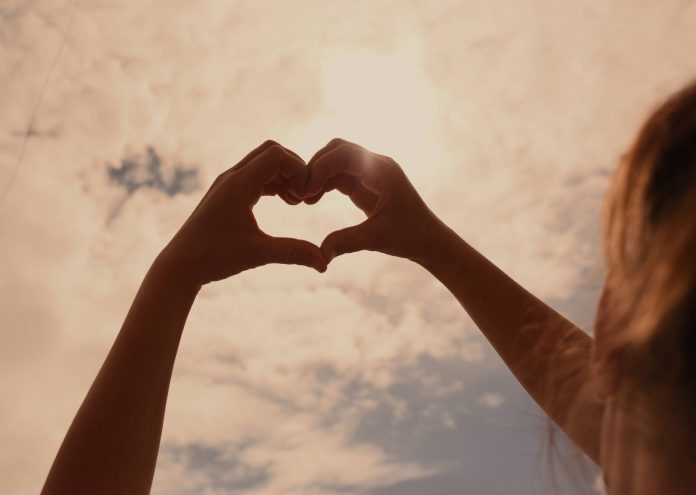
[156,140,327,287]
[288,138,449,264]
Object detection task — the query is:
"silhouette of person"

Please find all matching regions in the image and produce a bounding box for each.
[41,81,696,495]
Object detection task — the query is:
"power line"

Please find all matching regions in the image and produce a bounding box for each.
[0,0,81,211]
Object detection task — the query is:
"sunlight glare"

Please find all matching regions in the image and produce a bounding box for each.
[293,38,444,178]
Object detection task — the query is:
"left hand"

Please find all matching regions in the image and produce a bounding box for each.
[156,140,327,288]
[286,138,448,265]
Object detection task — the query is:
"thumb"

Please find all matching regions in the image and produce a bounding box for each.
[321,220,376,262]
[261,235,328,273]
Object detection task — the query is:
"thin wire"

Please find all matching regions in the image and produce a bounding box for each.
[0,0,81,211]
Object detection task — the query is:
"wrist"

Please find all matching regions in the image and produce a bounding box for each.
[409,215,462,268]
[150,249,204,295]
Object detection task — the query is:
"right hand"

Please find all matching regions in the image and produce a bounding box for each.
[288,138,450,264]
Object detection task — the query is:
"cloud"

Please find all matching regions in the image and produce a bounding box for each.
[479,393,505,409]
[105,146,199,222]
[2,1,696,495]
[156,442,269,495]
[0,0,38,22]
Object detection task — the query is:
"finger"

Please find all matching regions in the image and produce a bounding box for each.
[302,191,325,205]
[242,145,306,202]
[306,137,363,168]
[304,138,372,199]
[231,140,304,174]
[262,182,301,205]
[300,175,347,204]
[283,176,306,202]
[260,234,328,273]
[203,140,301,206]
[287,167,312,199]
[188,142,304,221]
[262,182,282,197]
[281,146,304,164]
[304,138,359,196]
[261,180,303,205]
[245,144,305,183]
[280,181,303,205]
[307,175,378,213]
[306,143,380,197]
[262,164,310,204]
[301,174,352,203]
[320,219,378,262]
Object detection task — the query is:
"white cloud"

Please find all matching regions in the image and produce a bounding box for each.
[478,393,505,409]
[3,0,696,494]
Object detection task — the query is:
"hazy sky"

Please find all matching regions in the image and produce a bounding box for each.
[2,1,696,494]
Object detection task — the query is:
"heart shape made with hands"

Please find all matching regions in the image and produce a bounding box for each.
[162,137,438,287]
[255,147,372,256]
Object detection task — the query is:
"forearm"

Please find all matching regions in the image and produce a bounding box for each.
[41,257,200,495]
[417,223,603,463]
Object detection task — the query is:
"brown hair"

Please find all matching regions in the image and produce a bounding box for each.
[598,79,696,408]
[541,81,696,493]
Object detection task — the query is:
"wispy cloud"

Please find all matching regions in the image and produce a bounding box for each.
[106,146,198,222]
[2,1,695,494]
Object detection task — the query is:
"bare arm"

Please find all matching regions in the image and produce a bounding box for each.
[40,141,326,495]
[40,262,199,495]
[417,226,603,463]
[292,138,604,463]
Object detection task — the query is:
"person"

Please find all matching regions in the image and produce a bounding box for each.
[40,80,696,495]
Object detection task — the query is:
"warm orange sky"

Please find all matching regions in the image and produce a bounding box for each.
[1,1,696,494]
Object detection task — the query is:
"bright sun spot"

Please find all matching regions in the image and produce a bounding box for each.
[293,37,444,178]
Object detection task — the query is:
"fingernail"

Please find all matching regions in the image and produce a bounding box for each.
[306,182,320,197]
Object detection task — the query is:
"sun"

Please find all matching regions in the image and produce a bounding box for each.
[292,37,444,178]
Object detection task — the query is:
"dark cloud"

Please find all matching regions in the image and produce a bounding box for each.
[106,146,199,222]
[0,0,37,22]
[162,441,268,494]
[544,168,609,331]
[303,351,599,495]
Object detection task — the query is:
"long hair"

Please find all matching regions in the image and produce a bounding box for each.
[598,80,696,413]
[542,80,696,493]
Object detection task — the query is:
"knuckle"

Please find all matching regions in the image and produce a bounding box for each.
[384,155,400,169]
[211,172,225,186]
[263,139,280,148]
[383,157,406,178]
[213,169,233,185]
[336,142,352,153]
[265,144,286,159]
[328,137,345,147]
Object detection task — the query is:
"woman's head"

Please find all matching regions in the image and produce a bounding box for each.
[597,79,696,409]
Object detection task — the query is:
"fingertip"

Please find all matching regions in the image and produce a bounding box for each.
[320,241,337,264]
[305,159,326,197]
[303,192,324,205]
[305,179,320,197]
[294,242,327,272]
[281,181,303,203]
[280,145,306,165]
[290,167,310,191]
[312,258,328,273]
[283,195,302,205]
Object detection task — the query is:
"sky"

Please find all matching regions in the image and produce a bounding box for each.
[1,1,696,494]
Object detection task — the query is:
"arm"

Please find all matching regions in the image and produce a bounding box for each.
[291,138,604,463]
[417,226,604,464]
[40,261,199,495]
[41,140,326,495]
